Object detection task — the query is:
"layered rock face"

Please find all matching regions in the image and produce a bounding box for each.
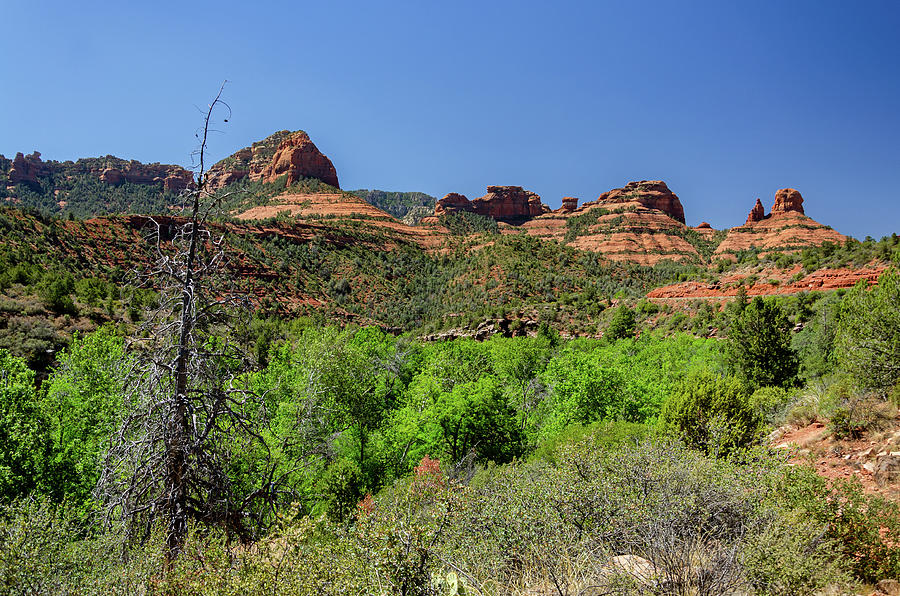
[434,186,547,221]
[595,180,686,224]
[717,188,844,258]
[472,186,545,220]
[772,187,804,214]
[261,131,339,188]
[206,130,339,189]
[743,189,806,226]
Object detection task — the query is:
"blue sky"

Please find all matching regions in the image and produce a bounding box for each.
[2,0,898,239]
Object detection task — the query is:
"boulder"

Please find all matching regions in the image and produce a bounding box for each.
[746,198,766,224]
[772,188,805,215]
[875,579,900,596]
[696,221,712,229]
[875,455,900,487]
[596,180,686,223]
[560,196,579,212]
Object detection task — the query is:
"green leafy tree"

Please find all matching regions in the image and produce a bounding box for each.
[792,292,842,380]
[606,304,636,340]
[727,297,798,388]
[489,335,551,431]
[835,269,900,395]
[431,376,523,464]
[0,349,51,501]
[543,351,628,427]
[41,327,128,504]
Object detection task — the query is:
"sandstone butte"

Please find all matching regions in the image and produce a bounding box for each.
[205,130,339,189]
[714,188,845,258]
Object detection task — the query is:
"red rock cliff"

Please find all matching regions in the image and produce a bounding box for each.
[8,152,49,188]
[772,188,804,215]
[261,131,339,188]
[433,186,547,222]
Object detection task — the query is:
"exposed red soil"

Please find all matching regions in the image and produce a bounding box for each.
[647,265,886,300]
[773,421,900,501]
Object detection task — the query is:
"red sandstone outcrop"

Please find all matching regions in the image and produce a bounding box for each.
[471,186,545,220]
[717,188,844,257]
[559,197,579,213]
[432,186,547,221]
[746,198,766,224]
[696,222,712,229]
[92,161,194,192]
[8,152,49,188]
[206,130,339,190]
[647,265,885,300]
[594,180,686,223]
[99,167,125,186]
[434,193,471,216]
[261,131,339,188]
[772,188,804,215]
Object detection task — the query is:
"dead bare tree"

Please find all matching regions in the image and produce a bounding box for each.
[97,83,295,560]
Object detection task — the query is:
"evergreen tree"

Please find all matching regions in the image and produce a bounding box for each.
[726,297,799,388]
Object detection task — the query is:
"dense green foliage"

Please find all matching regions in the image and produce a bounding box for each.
[5,437,891,594]
[835,268,900,395]
[659,370,760,456]
[726,296,799,389]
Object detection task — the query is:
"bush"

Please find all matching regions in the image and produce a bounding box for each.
[748,385,794,426]
[319,457,365,522]
[39,273,76,314]
[660,370,761,457]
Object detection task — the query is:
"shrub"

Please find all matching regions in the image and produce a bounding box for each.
[605,304,636,340]
[748,385,794,426]
[660,370,761,457]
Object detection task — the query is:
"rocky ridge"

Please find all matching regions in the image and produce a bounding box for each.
[1,152,193,193]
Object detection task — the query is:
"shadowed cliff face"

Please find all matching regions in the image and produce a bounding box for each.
[434,186,546,222]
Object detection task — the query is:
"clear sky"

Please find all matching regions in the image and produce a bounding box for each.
[2,0,898,239]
